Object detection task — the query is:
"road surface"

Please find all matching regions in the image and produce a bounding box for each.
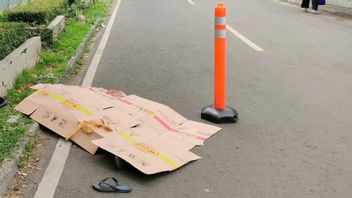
[14,0,352,197]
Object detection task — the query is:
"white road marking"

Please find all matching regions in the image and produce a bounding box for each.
[187,0,195,5]
[226,25,264,52]
[33,1,122,197]
[186,0,263,51]
[82,0,122,86]
[34,139,71,198]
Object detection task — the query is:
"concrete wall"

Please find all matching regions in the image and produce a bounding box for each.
[48,15,66,41]
[0,37,41,97]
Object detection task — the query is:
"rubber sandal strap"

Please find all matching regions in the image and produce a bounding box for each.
[100,177,119,185]
[99,177,119,189]
[93,177,131,193]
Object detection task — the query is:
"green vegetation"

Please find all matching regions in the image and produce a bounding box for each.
[0,0,110,166]
[0,22,29,60]
[17,134,38,169]
[6,0,67,25]
[0,107,29,164]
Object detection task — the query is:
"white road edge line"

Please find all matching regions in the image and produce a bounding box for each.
[33,139,71,198]
[33,1,122,198]
[226,25,264,52]
[82,0,122,86]
[187,0,195,5]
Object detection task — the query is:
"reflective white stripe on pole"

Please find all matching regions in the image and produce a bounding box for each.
[215,17,226,25]
[215,30,226,38]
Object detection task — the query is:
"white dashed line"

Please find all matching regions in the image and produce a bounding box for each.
[226,25,264,51]
[187,0,195,5]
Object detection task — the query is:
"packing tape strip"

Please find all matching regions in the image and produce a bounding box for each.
[65,119,114,140]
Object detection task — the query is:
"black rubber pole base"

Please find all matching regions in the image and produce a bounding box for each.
[201,105,238,124]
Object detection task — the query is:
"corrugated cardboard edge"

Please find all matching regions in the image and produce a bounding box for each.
[0,123,39,197]
[0,20,100,197]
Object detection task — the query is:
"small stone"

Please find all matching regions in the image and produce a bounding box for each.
[78,15,86,23]
[7,115,20,123]
[203,189,210,193]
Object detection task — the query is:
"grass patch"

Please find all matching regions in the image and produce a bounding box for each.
[17,135,38,169]
[0,22,30,60]
[6,0,67,25]
[12,0,66,11]
[0,107,27,163]
[0,0,110,165]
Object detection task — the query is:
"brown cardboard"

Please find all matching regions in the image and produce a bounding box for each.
[15,84,140,154]
[132,122,196,150]
[70,107,141,154]
[123,95,187,125]
[92,94,221,174]
[30,103,81,138]
[117,94,221,147]
[16,84,222,174]
[92,128,201,175]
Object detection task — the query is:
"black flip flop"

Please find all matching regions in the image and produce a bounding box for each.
[0,97,7,108]
[92,177,132,193]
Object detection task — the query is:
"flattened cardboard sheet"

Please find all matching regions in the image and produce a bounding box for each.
[16,84,222,174]
[93,129,201,175]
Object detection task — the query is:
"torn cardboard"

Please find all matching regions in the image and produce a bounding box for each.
[116,95,220,146]
[15,84,139,154]
[93,128,201,175]
[16,84,221,174]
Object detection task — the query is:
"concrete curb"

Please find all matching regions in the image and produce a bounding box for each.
[0,37,42,97]
[59,22,99,83]
[0,123,39,197]
[47,15,66,42]
[280,0,352,18]
[0,20,100,197]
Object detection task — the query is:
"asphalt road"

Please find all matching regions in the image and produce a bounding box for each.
[16,0,352,197]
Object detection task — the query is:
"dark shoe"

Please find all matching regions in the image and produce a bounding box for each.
[0,97,7,108]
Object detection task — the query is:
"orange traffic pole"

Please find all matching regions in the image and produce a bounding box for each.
[214,2,226,110]
[201,2,238,124]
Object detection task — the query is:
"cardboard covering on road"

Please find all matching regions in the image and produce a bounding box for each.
[15,84,221,174]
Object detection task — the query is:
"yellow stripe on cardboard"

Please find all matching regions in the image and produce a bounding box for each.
[36,89,93,116]
[118,131,179,168]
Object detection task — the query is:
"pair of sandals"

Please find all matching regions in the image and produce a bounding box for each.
[93,177,132,193]
[0,97,7,108]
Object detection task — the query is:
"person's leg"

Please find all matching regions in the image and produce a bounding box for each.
[301,0,310,8]
[312,0,319,10]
